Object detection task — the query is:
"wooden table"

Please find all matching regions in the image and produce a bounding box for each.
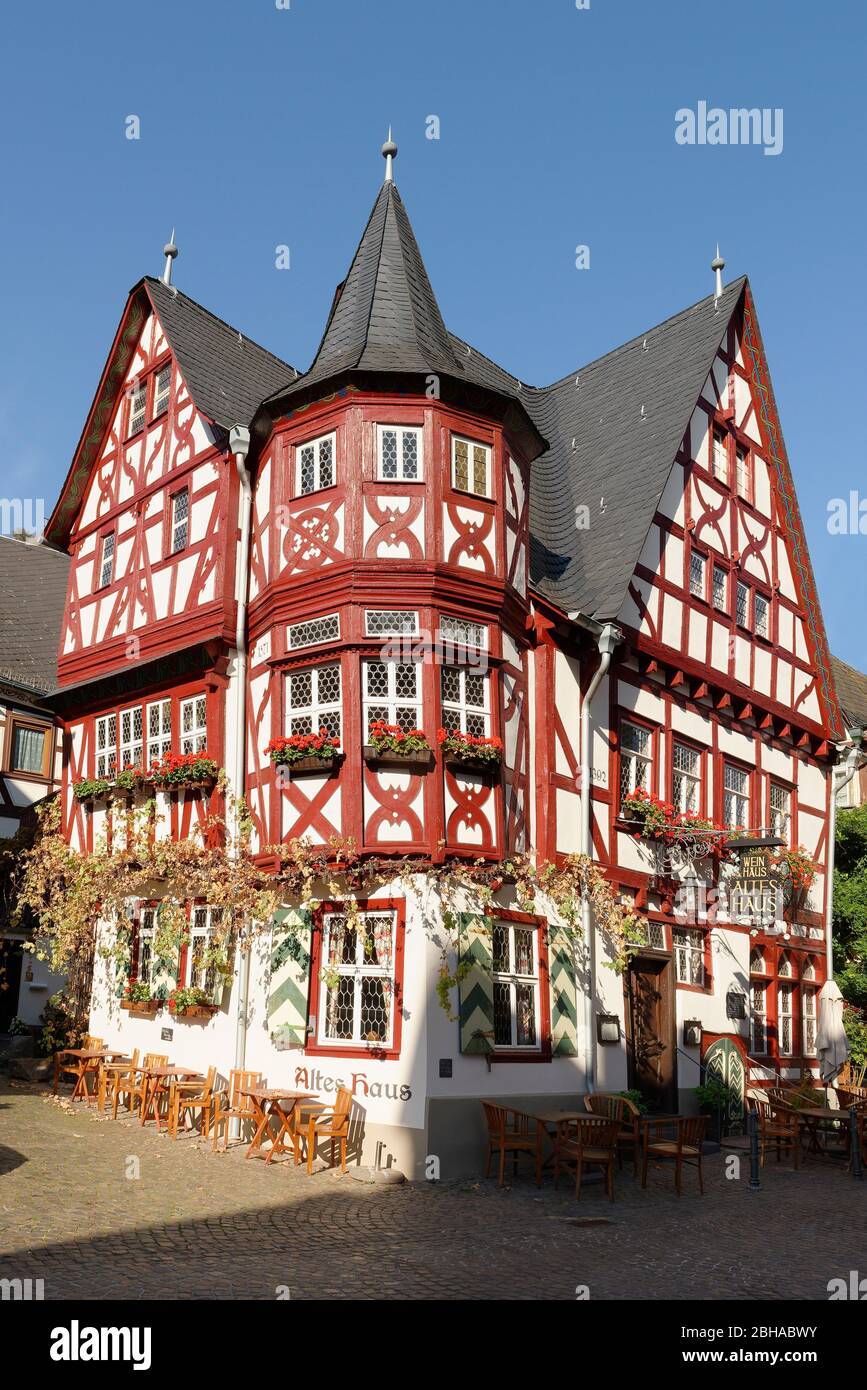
[796,1106,848,1158]
[240,1087,315,1164]
[138,1066,203,1131]
[515,1108,589,1173]
[54,1049,128,1102]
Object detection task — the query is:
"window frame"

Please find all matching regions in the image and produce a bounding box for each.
[152,363,171,419]
[751,980,768,1054]
[440,665,491,739]
[6,717,52,780]
[184,904,224,997]
[672,927,707,989]
[689,549,707,601]
[451,435,492,499]
[711,424,729,484]
[362,658,423,738]
[712,563,728,613]
[179,694,208,755]
[126,377,147,438]
[754,589,770,641]
[306,898,406,1060]
[295,431,336,497]
[376,424,423,483]
[618,716,655,810]
[169,485,190,556]
[721,759,752,832]
[118,704,144,773]
[777,980,795,1056]
[735,580,750,631]
[670,738,703,816]
[146,699,172,767]
[735,441,753,503]
[285,663,342,743]
[94,713,118,780]
[769,781,792,846]
[98,531,116,590]
[802,986,817,1057]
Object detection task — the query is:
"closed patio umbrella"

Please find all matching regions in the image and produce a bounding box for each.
[816,979,848,1086]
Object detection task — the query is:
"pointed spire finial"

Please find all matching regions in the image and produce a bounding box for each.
[382,127,397,183]
[711,243,725,302]
[162,228,178,286]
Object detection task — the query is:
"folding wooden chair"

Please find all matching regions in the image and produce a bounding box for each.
[169,1067,217,1139]
[211,1069,263,1151]
[112,1053,168,1119]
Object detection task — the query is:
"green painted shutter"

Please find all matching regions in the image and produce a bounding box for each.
[549,925,579,1056]
[267,906,313,1049]
[458,913,495,1054]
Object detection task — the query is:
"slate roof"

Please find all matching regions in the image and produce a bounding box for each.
[263,183,534,410]
[831,655,867,731]
[524,279,747,620]
[144,277,295,430]
[0,538,69,695]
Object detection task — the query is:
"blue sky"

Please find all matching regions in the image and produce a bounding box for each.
[2,0,864,666]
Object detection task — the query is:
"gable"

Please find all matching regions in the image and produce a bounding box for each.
[617,287,841,739]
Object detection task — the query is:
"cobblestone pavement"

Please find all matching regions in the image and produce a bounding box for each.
[1,1080,864,1300]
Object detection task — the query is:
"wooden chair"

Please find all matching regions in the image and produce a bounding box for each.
[301,1086,353,1174]
[747,1093,800,1169]
[112,1052,168,1120]
[642,1116,707,1195]
[56,1035,105,1098]
[169,1067,217,1140]
[481,1102,543,1188]
[99,1049,140,1113]
[211,1069,262,1151]
[554,1115,620,1201]
[837,1086,867,1112]
[584,1092,641,1174]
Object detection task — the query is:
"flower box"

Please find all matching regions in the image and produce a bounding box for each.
[266,732,343,777]
[170,1005,216,1021]
[286,754,344,777]
[438,729,503,776]
[363,745,434,768]
[121,999,159,1015]
[364,720,433,767]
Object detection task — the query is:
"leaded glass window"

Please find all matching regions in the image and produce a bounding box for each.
[297,433,335,495]
[491,922,540,1049]
[377,426,421,481]
[620,721,652,806]
[440,666,489,738]
[452,436,490,497]
[319,911,396,1047]
[672,742,701,814]
[362,659,422,736]
[180,695,207,754]
[286,664,342,742]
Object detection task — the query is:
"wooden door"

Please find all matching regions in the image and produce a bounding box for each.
[625,954,676,1111]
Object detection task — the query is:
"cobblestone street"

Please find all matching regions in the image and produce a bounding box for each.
[1,1080,864,1301]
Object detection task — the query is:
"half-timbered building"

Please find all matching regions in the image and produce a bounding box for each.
[44,141,848,1174]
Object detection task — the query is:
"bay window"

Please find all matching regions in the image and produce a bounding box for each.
[119,705,143,771]
[452,436,490,497]
[146,699,172,765]
[491,921,540,1050]
[95,714,117,779]
[319,910,396,1047]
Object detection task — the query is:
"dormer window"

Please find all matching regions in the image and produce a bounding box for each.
[128,380,147,436]
[712,425,728,483]
[171,487,189,554]
[452,437,490,498]
[377,426,421,481]
[99,532,115,589]
[153,365,171,417]
[297,432,335,496]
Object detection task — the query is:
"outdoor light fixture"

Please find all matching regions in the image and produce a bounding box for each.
[726,989,747,1020]
[596,1012,620,1044]
[683,1019,702,1047]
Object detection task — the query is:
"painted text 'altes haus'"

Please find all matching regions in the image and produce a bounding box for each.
[42,145,851,1174]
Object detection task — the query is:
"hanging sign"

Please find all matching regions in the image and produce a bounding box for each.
[729,846,779,924]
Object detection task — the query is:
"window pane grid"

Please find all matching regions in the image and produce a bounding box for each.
[736,582,749,628]
[440,665,490,738]
[713,565,727,611]
[100,533,115,589]
[153,365,171,416]
[180,695,207,754]
[320,912,396,1047]
[770,783,790,844]
[620,722,651,806]
[95,714,117,779]
[119,705,144,771]
[129,381,146,434]
[673,928,705,985]
[723,764,750,830]
[491,923,539,1049]
[365,610,418,637]
[689,552,706,598]
[363,660,422,736]
[452,436,490,497]
[288,614,340,650]
[171,488,189,554]
[146,700,172,766]
[672,742,701,814]
[712,426,728,482]
[286,663,342,742]
[297,433,335,495]
[377,426,421,481]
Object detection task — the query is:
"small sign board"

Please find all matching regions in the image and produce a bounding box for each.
[730,847,779,924]
[160,1027,173,1042]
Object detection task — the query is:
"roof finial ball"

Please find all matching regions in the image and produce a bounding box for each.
[382,127,397,184]
[711,244,725,303]
[162,229,178,287]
